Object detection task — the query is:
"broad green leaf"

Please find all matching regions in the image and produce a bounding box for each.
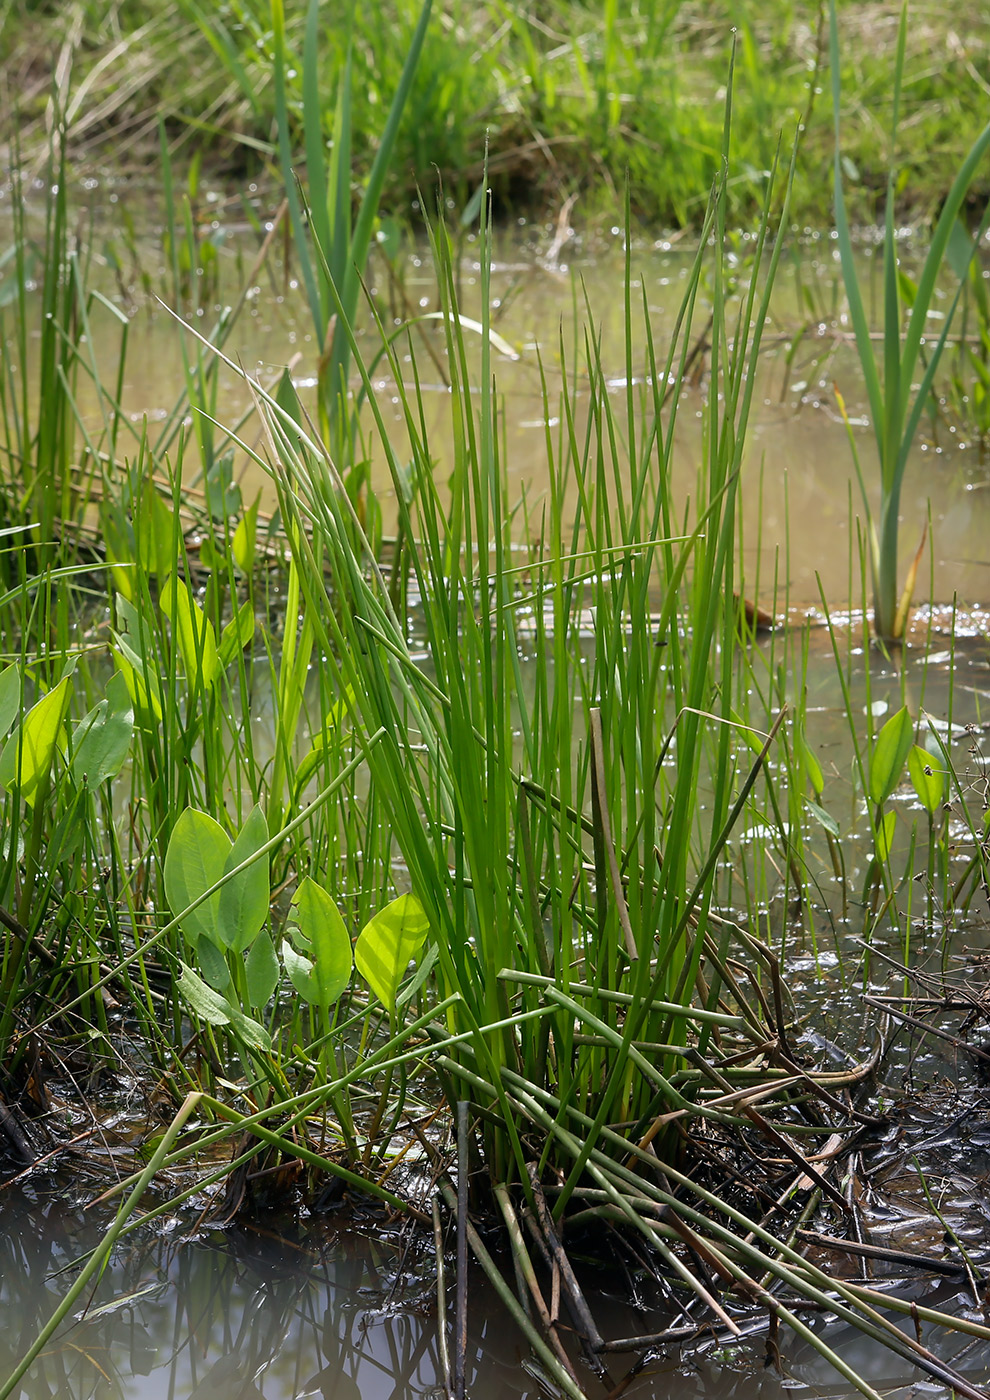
[216,805,269,953]
[908,744,945,815]
[0,664,21,738]
[287,877,352,1008]
[281,940,317,1005]
[70,672,134,788]
[233,493,261,575]
[218,599,256,669]
[875,808,897,863]
[178,961,234,1025]
[197,934,231,991]
[112,635,163,723]
[804,798,840,839]
[178,962,271,1052]
[355,893,430,1012]
[161,576,218,690]
[0,676,72,806]
[164,808,231,947]
[245,928,280,1009]
[868,705,913,805]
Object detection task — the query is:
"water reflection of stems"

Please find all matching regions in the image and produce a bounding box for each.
[0,1092,202,1400]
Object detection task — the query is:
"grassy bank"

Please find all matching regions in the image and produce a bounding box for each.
[2,0,990,229]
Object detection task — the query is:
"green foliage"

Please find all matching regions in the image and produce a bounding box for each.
[69,673,135,791]
[908,743,945,815]
[868,705,913,805]
[354,894,430,1013]
[163,809,230,951]
[283,877,353,1010]
[830,0,990,639]
[0,676,72,808]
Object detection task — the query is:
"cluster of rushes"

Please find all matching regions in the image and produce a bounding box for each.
[1,3,990,1397]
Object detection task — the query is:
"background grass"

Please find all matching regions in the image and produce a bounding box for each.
[2,0,989,230]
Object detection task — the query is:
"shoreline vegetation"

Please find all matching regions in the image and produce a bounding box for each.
[2,0,989,230]
[2,2,990,1398]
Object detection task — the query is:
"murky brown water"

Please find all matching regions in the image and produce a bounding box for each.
[41,220,990,615]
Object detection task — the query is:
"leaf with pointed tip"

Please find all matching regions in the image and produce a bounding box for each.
[908,744,945,815]
[161,575,218,690]
[216,805,269,953]
[355,894,430,1012]
[164,808,231,948]
[70,672,134,789]
[0,676,72,806]
[868,705,914,805]
[178,962,271,1052]
[287,877,352,1008]
[218,599,256,669]
[804,799,840,839]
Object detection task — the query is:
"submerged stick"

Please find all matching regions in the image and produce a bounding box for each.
[453,1101,468,1400]
[494,1183,581,1383]
[527,1165,605,1352]
[433,1196,454,1400]
[438,1177,592,1400]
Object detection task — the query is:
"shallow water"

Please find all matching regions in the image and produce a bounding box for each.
[13,212,990,613]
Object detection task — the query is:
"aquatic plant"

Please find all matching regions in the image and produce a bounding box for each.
[829,0,990,641]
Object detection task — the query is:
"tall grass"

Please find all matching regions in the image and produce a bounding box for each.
[829,0,990,640]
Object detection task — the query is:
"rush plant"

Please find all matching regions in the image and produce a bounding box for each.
[830,0,990,640]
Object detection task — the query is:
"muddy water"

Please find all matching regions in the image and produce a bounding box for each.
[65,225,990,614]
[2,627,990,1400]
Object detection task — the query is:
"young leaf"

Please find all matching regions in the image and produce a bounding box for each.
[0,664,21,738]
[804,798,840,839]
[796,728,824,799]
[0,676,72,806]
[113,635,163,722]
[178,962,272,1052]
[216,805,270,953]
[218,599,256,669]
[287,877,352,1008]
[908,744,945,815]
[868,705,913,805]
[164,808,231,947]
[69,671,134,789]
[178,961,234,1026]
[354,893,430,1012]
[233,492,261,575]
[161,575,218,690]
[875,808,897,863]
[245,928,280,1009]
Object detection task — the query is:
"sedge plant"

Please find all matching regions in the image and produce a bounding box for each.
[829,0,990,641]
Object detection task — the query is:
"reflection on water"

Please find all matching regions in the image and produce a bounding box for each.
[0,1186,542,1400]
[4,1136,990,1400]
[10,219,989,613]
